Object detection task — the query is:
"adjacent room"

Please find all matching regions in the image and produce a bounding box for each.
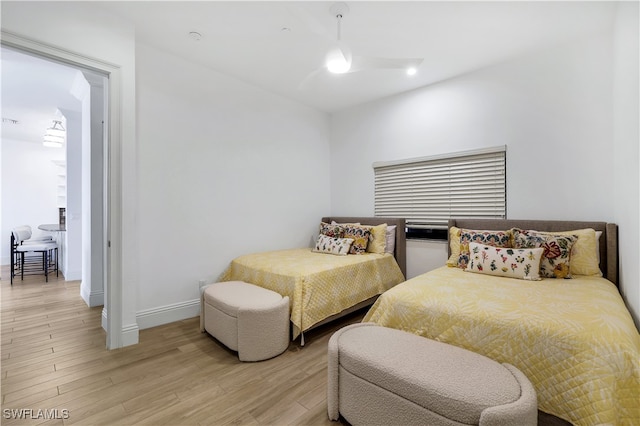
[1,1,638,425]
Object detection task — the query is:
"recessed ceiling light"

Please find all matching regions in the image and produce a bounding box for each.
[188,31,202,41]
[407,67,417,76]
[281,27,291,33]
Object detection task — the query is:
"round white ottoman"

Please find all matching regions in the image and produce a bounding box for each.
[328,323,538,426]
[202,281,289,362]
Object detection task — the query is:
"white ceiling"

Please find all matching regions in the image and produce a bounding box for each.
[1,1,618,144]
[98,1,617,112]
[1,47,82,143]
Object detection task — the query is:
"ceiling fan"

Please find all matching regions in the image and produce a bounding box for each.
[299,2,424,88]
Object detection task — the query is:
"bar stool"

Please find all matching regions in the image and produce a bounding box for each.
[10,227,58,285]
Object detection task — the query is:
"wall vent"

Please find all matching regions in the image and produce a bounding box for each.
[2,117,19,125]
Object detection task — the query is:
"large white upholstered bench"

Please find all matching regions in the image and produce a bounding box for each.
[328,323,537,426]
[200,281,289,362]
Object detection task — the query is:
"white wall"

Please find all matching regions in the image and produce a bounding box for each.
[613,2,640,327]
[331,31,614,219]
[331,31,618,277]
[1,139,64,265]
[406,240,447,279]
[134,43,331,326]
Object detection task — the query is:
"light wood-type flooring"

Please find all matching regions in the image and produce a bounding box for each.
[1,266,355,425]
[1,267,569,426]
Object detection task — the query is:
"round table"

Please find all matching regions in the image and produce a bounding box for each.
[38,224,66,232]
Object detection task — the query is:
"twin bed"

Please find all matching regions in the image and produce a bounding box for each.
[365,218,639,426]
[218,217,639,425]
[219,217,406,342]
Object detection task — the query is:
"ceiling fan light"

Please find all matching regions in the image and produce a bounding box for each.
[327,58,350,74]
[326,44,352,74]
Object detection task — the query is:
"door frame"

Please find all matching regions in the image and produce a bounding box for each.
[1,30,124,349]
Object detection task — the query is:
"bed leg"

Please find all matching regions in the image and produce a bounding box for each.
[300,332,305,347]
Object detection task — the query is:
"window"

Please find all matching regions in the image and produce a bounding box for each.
[373,146,506,239]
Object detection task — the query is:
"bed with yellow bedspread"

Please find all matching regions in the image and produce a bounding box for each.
[364,266,640,426]
[219,248,404,340]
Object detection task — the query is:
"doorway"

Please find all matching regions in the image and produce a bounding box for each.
[1,31,124,349]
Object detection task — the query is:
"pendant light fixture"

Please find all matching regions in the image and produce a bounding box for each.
[43,120,65,148]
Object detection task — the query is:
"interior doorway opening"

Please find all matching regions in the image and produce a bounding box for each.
[1,39,115,347]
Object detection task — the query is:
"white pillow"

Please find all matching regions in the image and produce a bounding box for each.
[312,234,354,256]
[385,225,397,254]
[465,242,544,281]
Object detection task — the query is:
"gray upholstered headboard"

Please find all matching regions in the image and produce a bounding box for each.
[322,217,406,279]
[447,219,619,286]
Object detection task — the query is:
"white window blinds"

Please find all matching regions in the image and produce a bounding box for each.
[373,146,506,229]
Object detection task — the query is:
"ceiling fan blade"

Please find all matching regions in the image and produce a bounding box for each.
[298,67,330,91]
[349,56,424,73]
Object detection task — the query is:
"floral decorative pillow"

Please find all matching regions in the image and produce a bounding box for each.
[342,225,372,254]
[319,222,344,238]
[312,234,354,256]
[466,242,544,281]
[458,229,512,269]
[536,228,601,277]
[511,228,578,279]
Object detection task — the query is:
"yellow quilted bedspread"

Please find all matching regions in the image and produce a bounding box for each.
[219,248,404,339]
[363,266,640,426]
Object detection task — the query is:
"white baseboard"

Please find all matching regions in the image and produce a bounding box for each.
[122,323,139,347]
[136,299,200,330]
[91,291,105,306]
[101,309,139,347]
[81,285,104,307]
[100,301,199,347]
